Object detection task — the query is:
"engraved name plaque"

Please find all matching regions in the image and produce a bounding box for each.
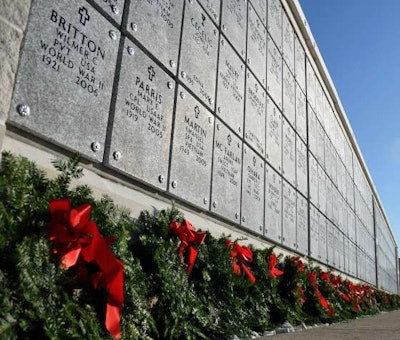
[10,0,120,161]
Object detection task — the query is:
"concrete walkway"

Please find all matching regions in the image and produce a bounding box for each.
[263,310,400,340]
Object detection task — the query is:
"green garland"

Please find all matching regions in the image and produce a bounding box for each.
[0,152,399,339]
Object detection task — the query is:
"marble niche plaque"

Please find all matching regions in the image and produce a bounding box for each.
[198,0,221,25]
[267,34,283,110]
[294,35,306,92]
[127,0,184,73]
[309,153,318,207]
[245,71,266,156]
[282,62,296,127]
[326,222,334,265]
[169,86,214,209]
[282,180,296,250]
[107,39,174,190]
[265,163,282,243]
[282,118,296,187]
[317,164,326,213]
[251,0,267,25]
[306,58,316,110]
[93,0,125,25]
[295,83,307,143]
[216,36,245,137]
[211,119,242,223]
[309,204,319,259]
[318,213,327,264]
[179,0,218,109]
[10,0,119,161]
[296,136,308,197]
[282,10,295,75]
[221,0,247,58]
[267,0,282,51]
[266,95,282,173]
[296,192,308,255]
[247,4,266,86]
[241,146,265,234]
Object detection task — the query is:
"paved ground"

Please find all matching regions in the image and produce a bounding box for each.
[262,310,400,340]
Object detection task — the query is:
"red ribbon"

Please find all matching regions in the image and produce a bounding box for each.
[48,199,124,339]
[307,271,335,316]
[291,256,305,272]
[268,253,284,278]
[226,240,256,283]
[169,219,206,276]
[320,272,330,283]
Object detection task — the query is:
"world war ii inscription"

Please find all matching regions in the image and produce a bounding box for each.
[10,0,377,280]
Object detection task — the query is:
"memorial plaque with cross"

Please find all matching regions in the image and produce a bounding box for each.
[211,119,242,223]
[93,0,125,25]
[221,0,247,58]
[282,62,296,127]
[179,0,218,109]
[282,10,295,75]
[309,153,318,207]
[309,204,319,259]
[266,95,282,173]
[241,146,265,234]
[282,180,296,250]
[245,70,266,156]
[127,0,184,73]
[267,35,282,110]
[282,118,296,187]
[296,136,308,196]
[216,36,245,137]
[296,192,308,255]
[169,86,214,209]
[106,39,174,190]
[295,83,307,143]
[247,5,267,87]
[294,35,306,93]
[10,0,120,161]
[198,0,220,25]
[267,0,282,51]
[265,163,282,243]
[319,213,327,264]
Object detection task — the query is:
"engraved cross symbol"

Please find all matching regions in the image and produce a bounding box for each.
[194,106,200,118]
[201,13,206,26]
[148,66,155,81]
[253,156,256,167]
[78,7,90,26]
[255,83,258,92]
[227,134,232,146]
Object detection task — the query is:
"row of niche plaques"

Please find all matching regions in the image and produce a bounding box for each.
[10,0,309,254]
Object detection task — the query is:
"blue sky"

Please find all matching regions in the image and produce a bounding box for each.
[299,0,400,247]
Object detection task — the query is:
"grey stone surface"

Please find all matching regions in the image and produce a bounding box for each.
[318,213,327,263]
[106,38,174,190]
[241,145,264,234]
[0,0,31,30]
[308,153,318,207]
[308,107,317,157]
[169,86,214,209]
[9,0,120,161]
[179,0,218,109]
[126,0,184,73]
[282,10,294,75]
[276,321,295,334]
[265,162,282,243]
[294,35,305,93]
[296,192,308,255]
[251,0,267,26]
[317,164,326,213]
[282,63,295,127]
[0,18,23,122]
[211,118,242,223]
[282,180,296,250]
[296,136,307,196]
[306,58,316,109]
[247,4,266,87]
[295,84,306,143]
[198,0,220,25]
[267,0,282,52]
[267,34,282,110]
[309,204,319,259]
[221,0,247,59]
[245,70,266,156]
[282,118,296,187]
[266,95,282,173]
[93,0,124,25]
[216,35,245,137]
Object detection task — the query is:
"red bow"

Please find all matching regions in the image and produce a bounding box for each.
[226,240,256,283]
[320,272,330,283]
[307,271,335,316]
[268,253,284,278]
[291,256,305,272]
[48,199,124,339]
[169,219,206,276]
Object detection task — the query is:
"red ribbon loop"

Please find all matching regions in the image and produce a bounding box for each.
[268,253,284,278]
[307,271,335,316]
[169,219,206,275]
[48,199,124,340]
[226,240,256,284]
